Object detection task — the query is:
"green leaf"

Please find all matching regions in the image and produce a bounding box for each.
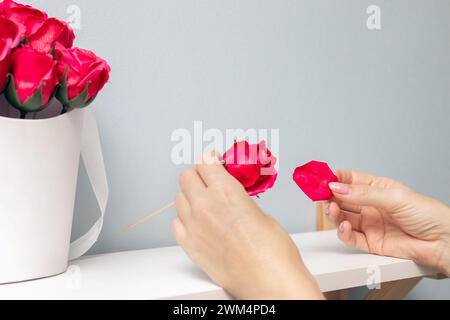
[5,74,48,114]
[0,75,8,94]
[55,67,70,106]
[5,74,23,110]
[69,81,91,109]
[22,86,45,112]
[55,68,92,109]
[83,94,97,109]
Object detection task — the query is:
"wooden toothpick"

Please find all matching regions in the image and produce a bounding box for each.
[122,201,175,233]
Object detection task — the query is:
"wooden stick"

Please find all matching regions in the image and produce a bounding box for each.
[122,201,175,233]
[316,201,335,231]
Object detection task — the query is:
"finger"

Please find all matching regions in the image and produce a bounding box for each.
[175,192,191,225]
[329,182,404,211]
[196,151,234,187]
[172,218,187,246]
[328,202,362,231]
[338,221,370,252]
[332,198,363,214]
[179,168,206,202]
[334,170,376,186]
[336,169,412,192]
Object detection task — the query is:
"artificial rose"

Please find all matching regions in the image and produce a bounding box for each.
[54,44,111,110]
[222,140,278,197]
[1,0,47,38]
[28,17,75,54]
[0,15,25,49]
[5,47,58,115]
[293,161,338,202]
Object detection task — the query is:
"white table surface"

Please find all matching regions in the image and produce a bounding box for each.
[0,231,437,300]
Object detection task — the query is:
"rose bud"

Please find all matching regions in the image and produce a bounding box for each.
[54,44,111,111]
[5,47,58,117]
[1,0,48,38]
[28,18,75,54]
[0,16,25,49]
[222,140,278,197]
[293,161,339,202]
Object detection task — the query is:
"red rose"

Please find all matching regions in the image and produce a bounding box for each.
[223,140,278,197]
[293,161,338,202]
[55,44,111,110]
[5,47,58,115]
[0,15,25,49]
[28,18,75,54]
[1,0,47,38]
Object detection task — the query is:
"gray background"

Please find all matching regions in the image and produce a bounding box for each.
[27,0,449,299]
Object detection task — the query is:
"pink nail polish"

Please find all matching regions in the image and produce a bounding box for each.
[329,182,350,195]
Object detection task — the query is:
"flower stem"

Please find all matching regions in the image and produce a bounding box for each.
[61,105,69,115]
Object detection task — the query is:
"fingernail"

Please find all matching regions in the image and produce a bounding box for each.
[339,222,345,233]
[329,182,350,195]
[325,203,330,215]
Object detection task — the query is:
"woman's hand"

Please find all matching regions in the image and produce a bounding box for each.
[172,152,324,300]
[328,170,450,276]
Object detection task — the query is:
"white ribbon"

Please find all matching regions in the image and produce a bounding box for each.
[69,108,109,260]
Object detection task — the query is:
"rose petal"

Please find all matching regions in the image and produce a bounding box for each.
[247,172,278,197]
[225,163,261,189]
[0,38,12,61]
[293,161,338,202]
[29,18,75,54]
[10,47,58,105]
[3,4,48,37]
[0,16,25,48]
[223,140,257,165]
[0,39,11,91]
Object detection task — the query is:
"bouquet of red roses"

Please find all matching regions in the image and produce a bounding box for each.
[0,0,110,119]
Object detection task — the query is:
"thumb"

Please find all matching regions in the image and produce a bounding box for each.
[329,182,406,211]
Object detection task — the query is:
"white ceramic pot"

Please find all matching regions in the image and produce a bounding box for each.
[0,107,108,284]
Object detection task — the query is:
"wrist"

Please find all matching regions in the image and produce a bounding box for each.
[228,263,324,300]
[256,264,324,300]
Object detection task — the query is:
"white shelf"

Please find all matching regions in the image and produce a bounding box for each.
[0,231,437,300]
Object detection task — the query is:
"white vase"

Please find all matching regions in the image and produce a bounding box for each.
[0,106,108,284]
